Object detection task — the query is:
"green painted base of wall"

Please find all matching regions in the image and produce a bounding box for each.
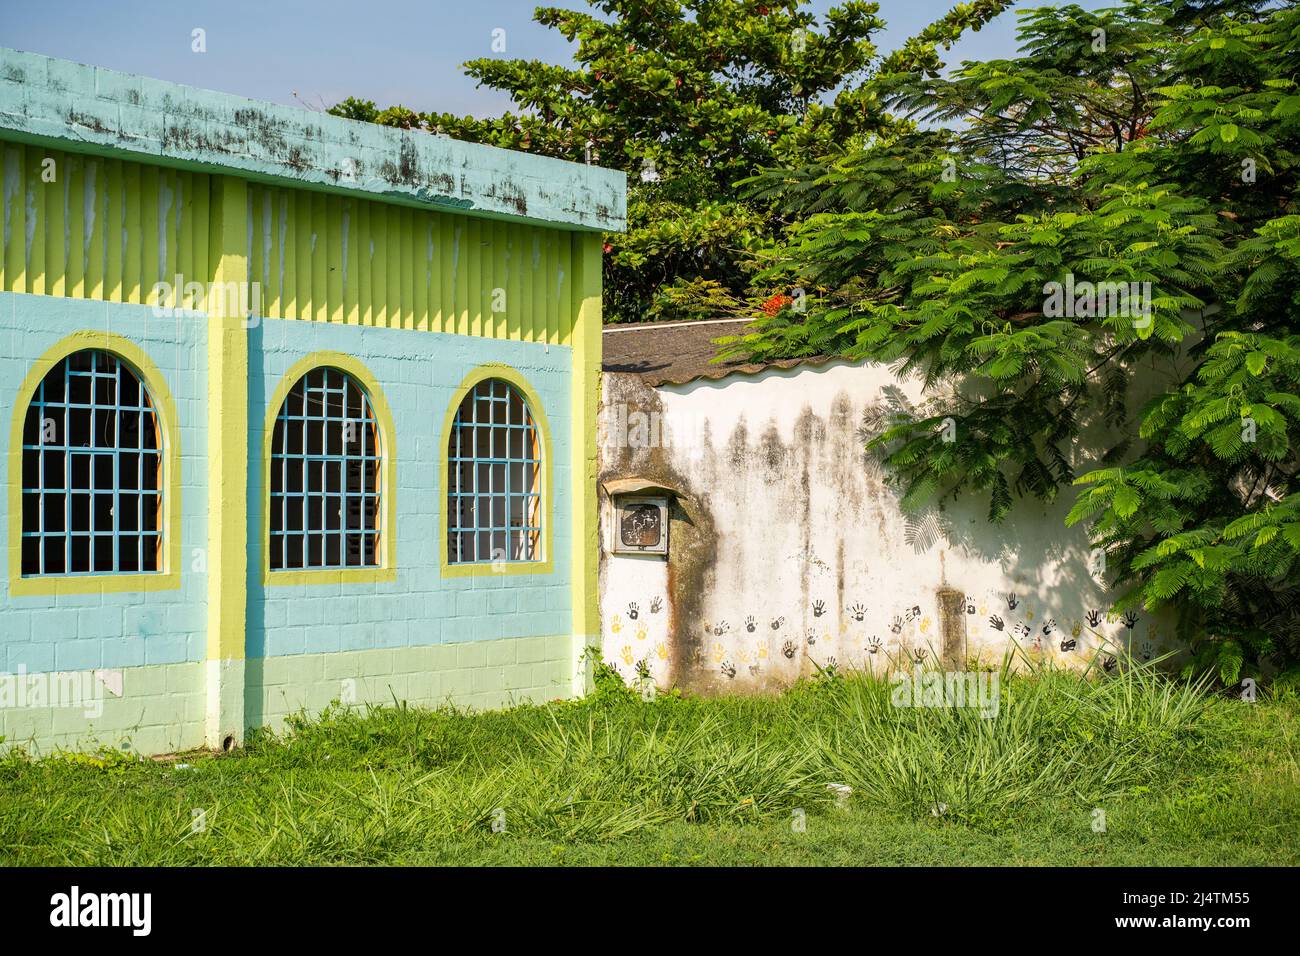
[1,635,574,755]
[0,662,204,756]
[247,635,574,733]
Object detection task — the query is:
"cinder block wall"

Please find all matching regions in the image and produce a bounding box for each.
[245,317,575,729]
[0,294,209,754]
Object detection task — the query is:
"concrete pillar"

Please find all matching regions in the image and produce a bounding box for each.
[204,175,248,748]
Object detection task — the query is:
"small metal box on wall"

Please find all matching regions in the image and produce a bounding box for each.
[612,495,669,556]
[602,478,677,558]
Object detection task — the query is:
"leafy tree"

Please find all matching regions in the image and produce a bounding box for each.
[728,0,1300,684]
[329,0,1013,322]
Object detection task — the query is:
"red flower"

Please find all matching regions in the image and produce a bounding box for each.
[761,293,793,316]
[603,242,613,254]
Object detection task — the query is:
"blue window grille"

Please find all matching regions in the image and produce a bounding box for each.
[270,366,382,570]
[20,349,163,576]
[447,379,542,564]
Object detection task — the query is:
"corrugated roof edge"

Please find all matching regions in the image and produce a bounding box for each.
[0,47,626,233]
[601,318,831,387]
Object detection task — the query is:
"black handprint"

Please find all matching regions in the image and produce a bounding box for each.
[1085,609,1102,627]
[847,603,866,622]
[720,661,736,679]
[649,596,663,614]
[1006,593,1019,611]
[769,616,785,631]
[781,640,796,659]
[1059,638,1077,653]
[812,600,826,618]
[627,601,639,621]
[890,616,903,635]
[744,616,756,633]
[988,615,1005,631]
[1121,611,1138,630]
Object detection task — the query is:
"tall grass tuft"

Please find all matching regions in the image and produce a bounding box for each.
[805,652,1213,828]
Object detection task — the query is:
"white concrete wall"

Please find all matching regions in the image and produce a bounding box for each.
[598,361,1170,693]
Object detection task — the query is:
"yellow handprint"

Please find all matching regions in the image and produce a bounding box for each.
[611,615,623,634]
[620,645,634,666]
[635,623,648,640]
[655,642,668,660]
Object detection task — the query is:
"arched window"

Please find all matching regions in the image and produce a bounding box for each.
[21,349,163,576]
[447,378,542,564]
[270,366,382,570]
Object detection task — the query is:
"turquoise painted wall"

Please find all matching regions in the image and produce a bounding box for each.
[246,317,574,659]
[0,291,209,672]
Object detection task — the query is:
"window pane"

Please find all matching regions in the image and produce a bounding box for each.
[268,366,382,569]
[446,379,541,564]
[20,351,169,576]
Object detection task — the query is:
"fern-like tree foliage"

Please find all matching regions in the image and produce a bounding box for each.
[327,0,1014,323]
[727,0,1300,685]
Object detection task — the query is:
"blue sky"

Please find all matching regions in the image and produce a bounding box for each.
[3,0,1109,116]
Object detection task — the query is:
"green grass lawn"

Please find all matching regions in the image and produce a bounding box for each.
[2,661,1297,866]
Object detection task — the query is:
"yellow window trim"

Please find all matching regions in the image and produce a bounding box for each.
[260,351,398,586]
[7,331,183,597]
[439,363,554,578]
